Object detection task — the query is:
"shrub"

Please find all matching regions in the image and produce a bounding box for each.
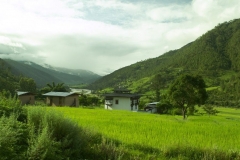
[203,104,219,116]
[27,107,105,159]
[170,108,182,115]
[0,115,28,160]
[157,101,173,114]
[27,108,82,159]
[0,93,23,117]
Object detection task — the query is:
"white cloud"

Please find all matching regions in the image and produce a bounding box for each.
[0,0,240,75]
[0,36,24,48]
[146,5,191,22]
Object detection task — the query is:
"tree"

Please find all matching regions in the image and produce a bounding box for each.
[19,77,36,92]
[46,82,67,92]
[203,104,219,116]
[168,74,208,119]
[151,74,162,102]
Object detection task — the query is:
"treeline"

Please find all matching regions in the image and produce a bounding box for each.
[207,74,240,107]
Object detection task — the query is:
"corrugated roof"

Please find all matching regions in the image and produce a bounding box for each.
[17,91,34,96]
[43,92,79,97]
[148,102,159,105]
[103,93,141,98]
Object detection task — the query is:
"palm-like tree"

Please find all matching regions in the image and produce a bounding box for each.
[47,82,67,92]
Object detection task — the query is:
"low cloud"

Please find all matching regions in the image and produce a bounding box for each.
[0,0,240,75]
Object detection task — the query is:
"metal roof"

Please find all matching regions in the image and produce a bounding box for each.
[43,92,79,97]
[17,91,34,96]
[103,93,141,98]
[148,102,159,105]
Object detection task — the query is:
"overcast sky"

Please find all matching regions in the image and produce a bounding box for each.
[0,0,240,75]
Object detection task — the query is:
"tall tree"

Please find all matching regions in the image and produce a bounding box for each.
[19,77,36,92]
[168,74,208,119]
[151,74,162,102]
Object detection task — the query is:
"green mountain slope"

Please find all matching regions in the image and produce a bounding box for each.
[89,18,240,91]
[4,59,101,87]
[0,58,20,94]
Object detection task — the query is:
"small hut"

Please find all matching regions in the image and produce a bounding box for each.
[43,92,79,107]
[17,91,35,105]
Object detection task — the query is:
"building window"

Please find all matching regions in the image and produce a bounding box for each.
[115,100,119,104]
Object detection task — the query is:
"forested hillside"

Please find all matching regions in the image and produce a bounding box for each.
[0,59,20,94]
[89,18,240,107]
[89,18,240,89]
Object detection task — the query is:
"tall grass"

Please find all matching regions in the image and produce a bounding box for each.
[56,107,240,159]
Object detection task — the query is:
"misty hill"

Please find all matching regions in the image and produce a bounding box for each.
[42,64,100,83]
[0,58,20,94]
[89,18,240,91]
[3,59,101,87]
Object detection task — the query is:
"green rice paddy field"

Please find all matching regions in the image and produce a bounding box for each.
[55,107,240,159]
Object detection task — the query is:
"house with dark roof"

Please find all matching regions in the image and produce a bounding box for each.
[17,91,35,105]
[43,92,79,107]
[103,88,141,111]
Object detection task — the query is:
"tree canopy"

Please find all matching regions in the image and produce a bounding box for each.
[168,74,208,119]
[19,77,37,92]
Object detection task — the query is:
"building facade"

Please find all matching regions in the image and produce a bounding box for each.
[17,91,35,105]
[43,92,79,107]
[103,89,141,111]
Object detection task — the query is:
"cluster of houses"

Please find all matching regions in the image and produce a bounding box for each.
[17,88,158,113]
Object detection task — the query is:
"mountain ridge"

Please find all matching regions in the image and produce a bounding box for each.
[3,59,101,87]
[88,18,240,91]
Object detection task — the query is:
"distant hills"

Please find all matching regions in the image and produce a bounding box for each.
[3,59,101,87]
[89,18,240,92]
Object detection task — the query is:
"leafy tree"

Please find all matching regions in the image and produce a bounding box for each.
[157,100,173,114]
[44,82,68,92]
[79,94,88,106]
[19,77,36,92]
[79,95,101,106]
[203,104,219,116]
[168,74,208,119]
[151,74,162,102]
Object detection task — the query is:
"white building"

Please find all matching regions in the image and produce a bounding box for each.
[103,89,141,111]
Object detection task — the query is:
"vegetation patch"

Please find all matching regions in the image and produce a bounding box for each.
[55,107,240,159]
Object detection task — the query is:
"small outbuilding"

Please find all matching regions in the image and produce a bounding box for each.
[144,102,159,113]
[103,88,141,111]
[17,91,35,105]
[43,92,79,107]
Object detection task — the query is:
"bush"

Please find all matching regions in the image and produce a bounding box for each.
[203,104,219,116]
[0,93,23,117]
[157,101,173,114]
[0,115,28,160]
[170,108,182,115]
[27,108,83,159]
